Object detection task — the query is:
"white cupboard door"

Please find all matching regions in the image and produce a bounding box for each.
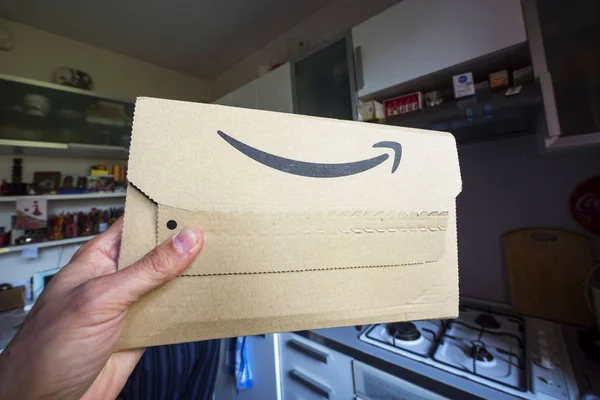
[214,92,234,106]
[279,333,354,399]
[257,63,293,113]
[231,79,258,109]
[352,0,527,98]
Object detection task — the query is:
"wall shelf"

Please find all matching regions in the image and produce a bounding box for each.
[0,74,134,158]
[0,235,97,254]
[0,192,126,202]
[384,83,542,142]
[0,139,129,159]
[0,73,134,104]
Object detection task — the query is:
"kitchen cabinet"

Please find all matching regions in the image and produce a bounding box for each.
[214,92,234,107]
[231,80,258,109]
[257,63,293,113]
[352,0,527,99]
[293,37,356,120]
[213,80,256,109]
[213,63,293,113]
[0,74,133,159]
[213,334,281,400]
[279,332,354,399]
[523,0,600,150]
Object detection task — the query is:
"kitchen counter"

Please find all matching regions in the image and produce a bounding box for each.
[298,326,524,400]
[3,305,598,399]
[298,322,600,399]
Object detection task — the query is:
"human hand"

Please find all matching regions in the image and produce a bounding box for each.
[0,217,204,400]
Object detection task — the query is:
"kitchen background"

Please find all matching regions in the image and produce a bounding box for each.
[0,0,598,303]
[458,135,599,303]
[0,0,599,398]
[0,0,399,284]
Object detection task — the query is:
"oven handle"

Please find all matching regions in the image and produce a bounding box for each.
[287,338,330,364]
[289,369,332,399]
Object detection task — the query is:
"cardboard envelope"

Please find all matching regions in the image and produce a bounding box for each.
[117,97,462,349]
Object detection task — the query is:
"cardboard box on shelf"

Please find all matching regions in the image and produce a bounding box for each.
[512,66,534,86]
[0,286,25,312]
[357,101,385,121]
[383,92,423,118]
[118,98,462,349]
[489,70,509,89]
[452,72,475,98]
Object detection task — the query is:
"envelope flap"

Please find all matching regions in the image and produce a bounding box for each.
[127,98,462,214]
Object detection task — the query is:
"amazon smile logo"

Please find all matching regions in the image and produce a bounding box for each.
[217,130,402,178]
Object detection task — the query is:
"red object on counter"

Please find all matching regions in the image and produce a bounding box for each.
[570,175,600,235]
[0,231,9,248]
[383,92,423,118]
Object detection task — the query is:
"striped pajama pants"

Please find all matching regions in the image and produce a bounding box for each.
[120,339,221,400]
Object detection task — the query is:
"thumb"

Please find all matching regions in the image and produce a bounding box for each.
[99,228,203,307]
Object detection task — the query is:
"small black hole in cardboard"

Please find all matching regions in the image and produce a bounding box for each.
[167,220,177,230]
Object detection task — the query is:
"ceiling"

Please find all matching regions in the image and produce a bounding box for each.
[0,0,335,79]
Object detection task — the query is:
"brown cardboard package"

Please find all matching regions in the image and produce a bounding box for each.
[0,286,25,312]
[118,97,462,349]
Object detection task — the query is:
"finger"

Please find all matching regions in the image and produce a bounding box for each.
[96,228,203,307]
[71,217,124,263]
[92,216,124,262]
[57,218,125,287]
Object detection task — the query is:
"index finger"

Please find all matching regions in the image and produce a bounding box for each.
[71,217,124,263]
[55,217,125,288]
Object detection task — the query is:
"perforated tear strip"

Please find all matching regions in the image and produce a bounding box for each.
[157,205,449,276]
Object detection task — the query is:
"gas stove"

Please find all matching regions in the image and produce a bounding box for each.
[359,304,578,399]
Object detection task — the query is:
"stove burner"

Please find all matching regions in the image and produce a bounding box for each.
[386,322,421,341]
[469,345,494,363]
[475,313,501,330]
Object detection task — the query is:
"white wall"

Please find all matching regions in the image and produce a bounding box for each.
[210,0,399,101]
[457,135,600,303]
[0,17,209,101]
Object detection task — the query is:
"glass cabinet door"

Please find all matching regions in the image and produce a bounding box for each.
[0,75,133,151]
[524,0,600,147]
[293,35,357,121]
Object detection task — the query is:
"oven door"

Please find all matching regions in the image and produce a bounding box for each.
[353,360,448,400]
